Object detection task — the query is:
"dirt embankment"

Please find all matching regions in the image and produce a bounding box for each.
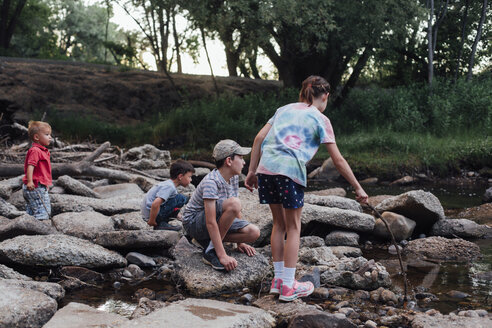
[0,57,282,125]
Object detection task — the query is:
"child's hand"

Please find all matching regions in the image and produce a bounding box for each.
[237,243,256,256]
[219,254,238,271]
[147,219,157,227]
[244,172,258,191]
[26,181,35,191]
[355,187,368,204]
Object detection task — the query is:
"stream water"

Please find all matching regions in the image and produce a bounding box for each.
[60,180,491,317]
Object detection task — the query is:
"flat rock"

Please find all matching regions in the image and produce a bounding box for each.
[93,183,144,199]
[289,312,356,328]
[375,190,445,232]
[0,279,65,301]
[0,197,24,218]
[119,298,275,328]
[325,230,360,246]
[112,211,152,231]
[403,236,481,261]
[0,264,32,280]
[52,211,115,239]
[411,313,492,328]
[329,246,363,258]
[0,285,58,328]
[445,203,492,226]
[306,188,347,197]
[302,204,375,233]
[94,230,180,249]
[171,237,270,296]
[239,188,274,246]
[431,218,491,239]
[304,194,362,212]
[253,294,321,321]
[43,302,129,328]
[56,175,100,198]
[0,234,127,269]
[299,246,337,265]
[0,175,23,199]
[0,214,58,242]
[373,211,416,241]
[367,195,394,208]
[50,193,141,215]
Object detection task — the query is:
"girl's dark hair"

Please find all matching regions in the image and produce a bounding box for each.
[170,160,195,179]
[299,75,331,106]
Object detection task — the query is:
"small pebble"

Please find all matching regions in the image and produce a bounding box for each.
[113,281,121,289]
[364,320,377,328]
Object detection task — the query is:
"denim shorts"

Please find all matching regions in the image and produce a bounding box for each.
[183,199,250,241]
[22,184,51,220]
[258,174,304,209]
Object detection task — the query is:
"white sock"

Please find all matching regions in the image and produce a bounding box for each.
[282,267,296,288]
[273,261,284,279]
[205,241,214,253]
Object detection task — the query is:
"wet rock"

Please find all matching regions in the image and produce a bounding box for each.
[388,244,402,254]
[484,187,492,203]
[112,211,152,231]
[446,290,470,299]
[130,297,166,319]
[254,294,322,325]
[373,211,416,241]
[304,194,363,212]
[0,214,58,241]
[306,188,347,197]
[431,218,491,239]
[239,188,274,246]
[0,197,24,218]
[0,264,32,280]
[59,266,104,282]
[43,302,129,328]
[299,246,337,265]
[120,298,275,328]
[325,230,360,246]
[390,176,416,186]
[126,252,156,267]
[171,237,269,296]
[329,246,362,258]
[474,271,492,281]
[52,211,115,239]
[375,190,445,232]
[0,279,65,301]
[288,312,357,328]
[50,193,141,215]
[94,230,180,249]
[300,236,325,248]
[0,175,23,199]
[360,177,378,185]
[403,236,481,261]
[135,287,155,300]
[0,285,58,328]
[366,195,393,209]
[446,203,492,226]
[411,312,492,328]
[93,183,144,199]
[0,234,127,269]
[302,204,375,233]
[55,175,100,198]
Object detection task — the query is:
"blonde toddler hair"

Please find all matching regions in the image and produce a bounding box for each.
[28,121,51,140]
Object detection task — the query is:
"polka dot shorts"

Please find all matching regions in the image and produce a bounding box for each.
[258,174,304,209]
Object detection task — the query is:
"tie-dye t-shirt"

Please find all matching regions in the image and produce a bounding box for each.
[256,102,336,187]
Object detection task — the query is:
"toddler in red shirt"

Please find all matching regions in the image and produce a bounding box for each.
[22,121,53,220]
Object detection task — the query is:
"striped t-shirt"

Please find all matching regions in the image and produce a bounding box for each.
[182,169,239,223]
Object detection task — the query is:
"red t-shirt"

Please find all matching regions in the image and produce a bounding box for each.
[23,143,52,187]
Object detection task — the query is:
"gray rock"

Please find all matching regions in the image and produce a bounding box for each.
[431,218,491,239]
[7,189,24,210]
[302,204,375,233]
[375,190,445,231]
[373,211,416,241]
[484,187,492,203]
[112,211,152,231]
[49,186,65,194]
[0,175,23,199]
[299,267,321,288]
[0,264,32,280]
[253,295,325,324]
[55,175,100,198]
[289,312,357,328]
[0,279,65,301]
[411,313,492,328]
[0,285,57,328]
[0,197,24,218]
[52,211,115,239]
[0,214,58,242]
[127,264,146,279]
[130,297,166,319]
[43,302,129,328]
[306,188,347,197]
[325,230,360,246]
[59,266,104,282]
[172,237,270,296]
[93,183,144,199]
[119,298,275,328]
[300,236,325,248]
[390,175,416,186]
[299,246,337,265]
[94,230,180,249]
[308,158,340,181]
[123,144,171,169]
[329,246,363,258]
[239,188,274,246]
[0,234,127,269]
[304,194,363,212]
[126,252,156,267]
[50,193,141,215]
[403,236,481,261]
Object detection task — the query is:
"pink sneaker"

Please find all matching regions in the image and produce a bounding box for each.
[269,278,282,294]
[279,280,314,301]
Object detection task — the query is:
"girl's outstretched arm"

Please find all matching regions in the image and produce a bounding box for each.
[245,123,272,191]
[325,143,368,203]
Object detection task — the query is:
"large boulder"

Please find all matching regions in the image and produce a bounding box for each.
[0,214,58,242]
[0,285,58,328]
[239,188,274,246]
[373,212,416,241]
[403,236,481,261]
[306,188,347,197]
[0,234,127,269]
[431,218,492,239]
[171,237,270,296]
[55,175,100,198]
[0,279,65,301]
[93,230,180,249]
[93,183,144,199]
[0,175,23,199]
[112,211,152,231]
[119,298,275,328]
[0,264,32,280]
[43,302,129,328]
[374,190,445,232]
[0,197,24,218]
[301,204,375,233]
[50,193,141,215]
[51,211,115,240]
[304,194,363,212]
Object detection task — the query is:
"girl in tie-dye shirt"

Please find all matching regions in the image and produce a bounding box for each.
[245,75,368,302]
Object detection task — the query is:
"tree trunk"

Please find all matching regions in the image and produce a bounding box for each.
[453,0,469,82]
[466,0,487,81]
[0,0,27,49]
[248,48,261,79]
[171,9,182,74]
[427,0,434,86]
[200,27,220,97]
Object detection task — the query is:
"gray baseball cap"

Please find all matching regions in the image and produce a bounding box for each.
[212,139,251,161]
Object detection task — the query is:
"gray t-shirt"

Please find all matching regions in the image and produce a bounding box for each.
[141,179,177,220]
[182,169,238,224]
